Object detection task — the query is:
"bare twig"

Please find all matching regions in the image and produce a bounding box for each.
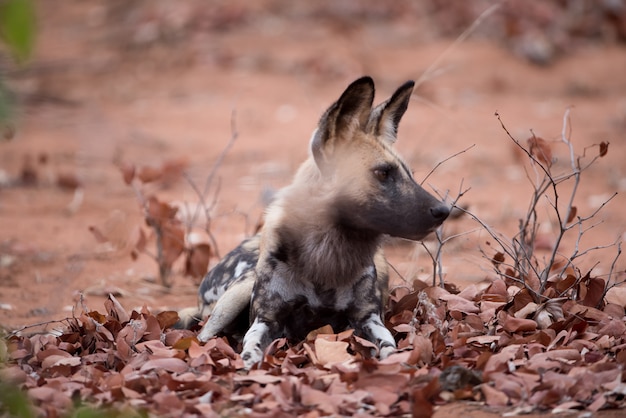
[387,260,408,286]
[420,144,475,186]
[484,110,620,305]
[188,108,239,238]
[414,3,501,89]
[604,242,624,294]
[422,180,471,287]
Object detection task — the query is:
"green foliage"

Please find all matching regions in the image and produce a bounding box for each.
[0,0,36,129]
[0,378,142,418]
[0,0,36,63]
[0,77,13,127]
[0,331,6,363]
[68,405,143,418]
[0,379,35,418]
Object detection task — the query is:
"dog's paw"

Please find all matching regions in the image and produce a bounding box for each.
[379,345,395,360]
[196,329,211,343]
[197,324,219,342]
[241,348,263,370]
[196,319,222,342]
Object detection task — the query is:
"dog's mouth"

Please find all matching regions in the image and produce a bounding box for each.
[401,217,448,241]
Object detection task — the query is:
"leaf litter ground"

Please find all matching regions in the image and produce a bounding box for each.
[3,275,625,417]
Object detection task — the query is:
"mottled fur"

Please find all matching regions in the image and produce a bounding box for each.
[189,77,450,369]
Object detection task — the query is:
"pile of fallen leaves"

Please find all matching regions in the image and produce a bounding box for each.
[2,277,625,417]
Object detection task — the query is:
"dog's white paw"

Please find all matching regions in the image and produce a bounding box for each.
[241,348,263,370]
[379,345,395,360]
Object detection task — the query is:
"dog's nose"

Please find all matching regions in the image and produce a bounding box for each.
[430,204,450,222]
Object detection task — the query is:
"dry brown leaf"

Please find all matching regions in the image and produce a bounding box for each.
[604,302,625,319]
[28,386,59,402]
[599,141,609,157]
[106,294,130,323]
[314,338,352,367]
[161,223,185,268]
[479,300,507,323]
[42,354,79,370]
[483,348,516,377]
[143,314,162,341]
[439,293,480,314]
[184,243,212,278]
[566,206,577,223]
[233,371,283,385]
[555,274,577,294]
[498,311,537,333]
[354,372,408,410]
[491,251,505,266]
[514,302,538,319]
[457,284,483,302]
[392,290,421,314]
[153,391,184,413]
[131,227,147,256]
[597,317,626,338]
[300,385,337,415]
[588,393,608,412]
[146,196,178,223]
[120,163,136,185]
[527,135,553,166]
[580,277,606,308]
[117,319,148,347]
[87,310,107,325]
[480,383,509,407]
[483,279,509,301]
[156,310,179,330]
[408,334,434,365]
[140,357,189,373]
[160,158,189,185]
[137,165,163,183]
[56,172,82,191]
[349,335,378,359]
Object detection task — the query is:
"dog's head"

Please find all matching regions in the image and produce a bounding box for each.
[309,76,449,241]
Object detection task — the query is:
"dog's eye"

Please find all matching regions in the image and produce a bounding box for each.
[373,165,393,182]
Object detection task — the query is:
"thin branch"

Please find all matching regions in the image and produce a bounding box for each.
[420,144,475,186]
[414,3,501,89]
[387,260,408,286]
[607,241,623,284]
[604,242,624,295]
[189,109,239,228]
[569,193,617,226]
[423,180,470,286]
[8,318,75,338]
[457,206,515,259]
[182,172,222,259]
[494,111,552,180]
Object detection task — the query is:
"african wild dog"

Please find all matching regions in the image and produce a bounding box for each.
[190,76,450,369]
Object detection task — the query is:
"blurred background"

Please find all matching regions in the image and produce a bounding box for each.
[1,0,625,328]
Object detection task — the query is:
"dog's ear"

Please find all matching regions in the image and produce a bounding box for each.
[367,80,414,144]
[311,76,375,170]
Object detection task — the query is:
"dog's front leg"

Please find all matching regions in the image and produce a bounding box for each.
[350,268,397,359]
[357,312,396,359]
[240,267,289,369]
[240,316,276,369]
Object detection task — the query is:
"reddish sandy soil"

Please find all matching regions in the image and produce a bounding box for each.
[1,2,625,416]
